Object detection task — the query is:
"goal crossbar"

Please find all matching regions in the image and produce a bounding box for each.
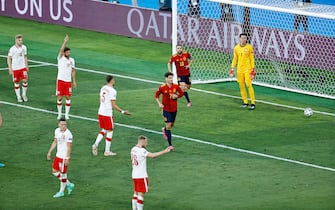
[209,0,335,20]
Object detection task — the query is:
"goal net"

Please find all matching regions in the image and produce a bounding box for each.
[172,0,335,99]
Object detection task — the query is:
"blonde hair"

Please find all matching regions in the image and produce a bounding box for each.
[15,34,23,39]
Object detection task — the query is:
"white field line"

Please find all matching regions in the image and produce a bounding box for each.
[0,55,333,116]
[0,100,334,172]
[0,63,52,71]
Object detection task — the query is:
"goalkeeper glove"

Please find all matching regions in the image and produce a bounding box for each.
[229,68,234,77]
[250,68,256,79]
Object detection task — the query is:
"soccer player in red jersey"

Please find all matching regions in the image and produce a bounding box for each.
[155,72,184,150]
[168,45,194,107]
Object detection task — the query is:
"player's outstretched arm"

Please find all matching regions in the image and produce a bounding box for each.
[59,35,69,58]
[147,147,171,158]
[112,100,131,115]
[121,110,131,115]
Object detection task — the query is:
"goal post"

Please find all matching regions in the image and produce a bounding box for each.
[172,0,335,99]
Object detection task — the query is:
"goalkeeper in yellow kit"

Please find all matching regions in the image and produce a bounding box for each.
[229,33,256,110]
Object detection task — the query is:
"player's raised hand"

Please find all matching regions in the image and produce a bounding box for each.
[229,68,234,77]
[64,34,69,42]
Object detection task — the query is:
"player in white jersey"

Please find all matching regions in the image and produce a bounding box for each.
[7,34,29,102]
[131,135,171,210]
[47,118,75,198]
[92,75,131,156]
[56,35,77,120]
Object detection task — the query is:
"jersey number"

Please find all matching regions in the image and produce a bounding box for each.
[131,154,138,166]
[101,91,107,103]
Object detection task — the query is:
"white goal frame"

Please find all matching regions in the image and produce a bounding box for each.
[171,0,335,99]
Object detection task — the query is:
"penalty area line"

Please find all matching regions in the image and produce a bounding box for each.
[1,100,334,172]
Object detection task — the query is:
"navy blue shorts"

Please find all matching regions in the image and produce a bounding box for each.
[163,110,177,123]
[178,74,191,85]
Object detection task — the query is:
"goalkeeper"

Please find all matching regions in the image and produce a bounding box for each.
[229,33,256,110]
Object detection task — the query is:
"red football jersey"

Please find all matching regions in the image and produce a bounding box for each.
[169,52,192,76]
[155,83,184,112]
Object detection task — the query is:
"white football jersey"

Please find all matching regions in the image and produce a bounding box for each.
[8,45,27,70]
[57,55,75,82]
[98,85,117,117]
[54,128,73,159]
[131,146,149,178]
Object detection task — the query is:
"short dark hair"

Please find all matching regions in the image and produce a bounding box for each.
[239,33,248,38]
[58,118,66,122]
[138,135,148,141]
[64,47,71,53]
[165,72,174,78]
[106,75,114,83]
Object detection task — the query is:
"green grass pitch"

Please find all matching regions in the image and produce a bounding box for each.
[0,16,334,210]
